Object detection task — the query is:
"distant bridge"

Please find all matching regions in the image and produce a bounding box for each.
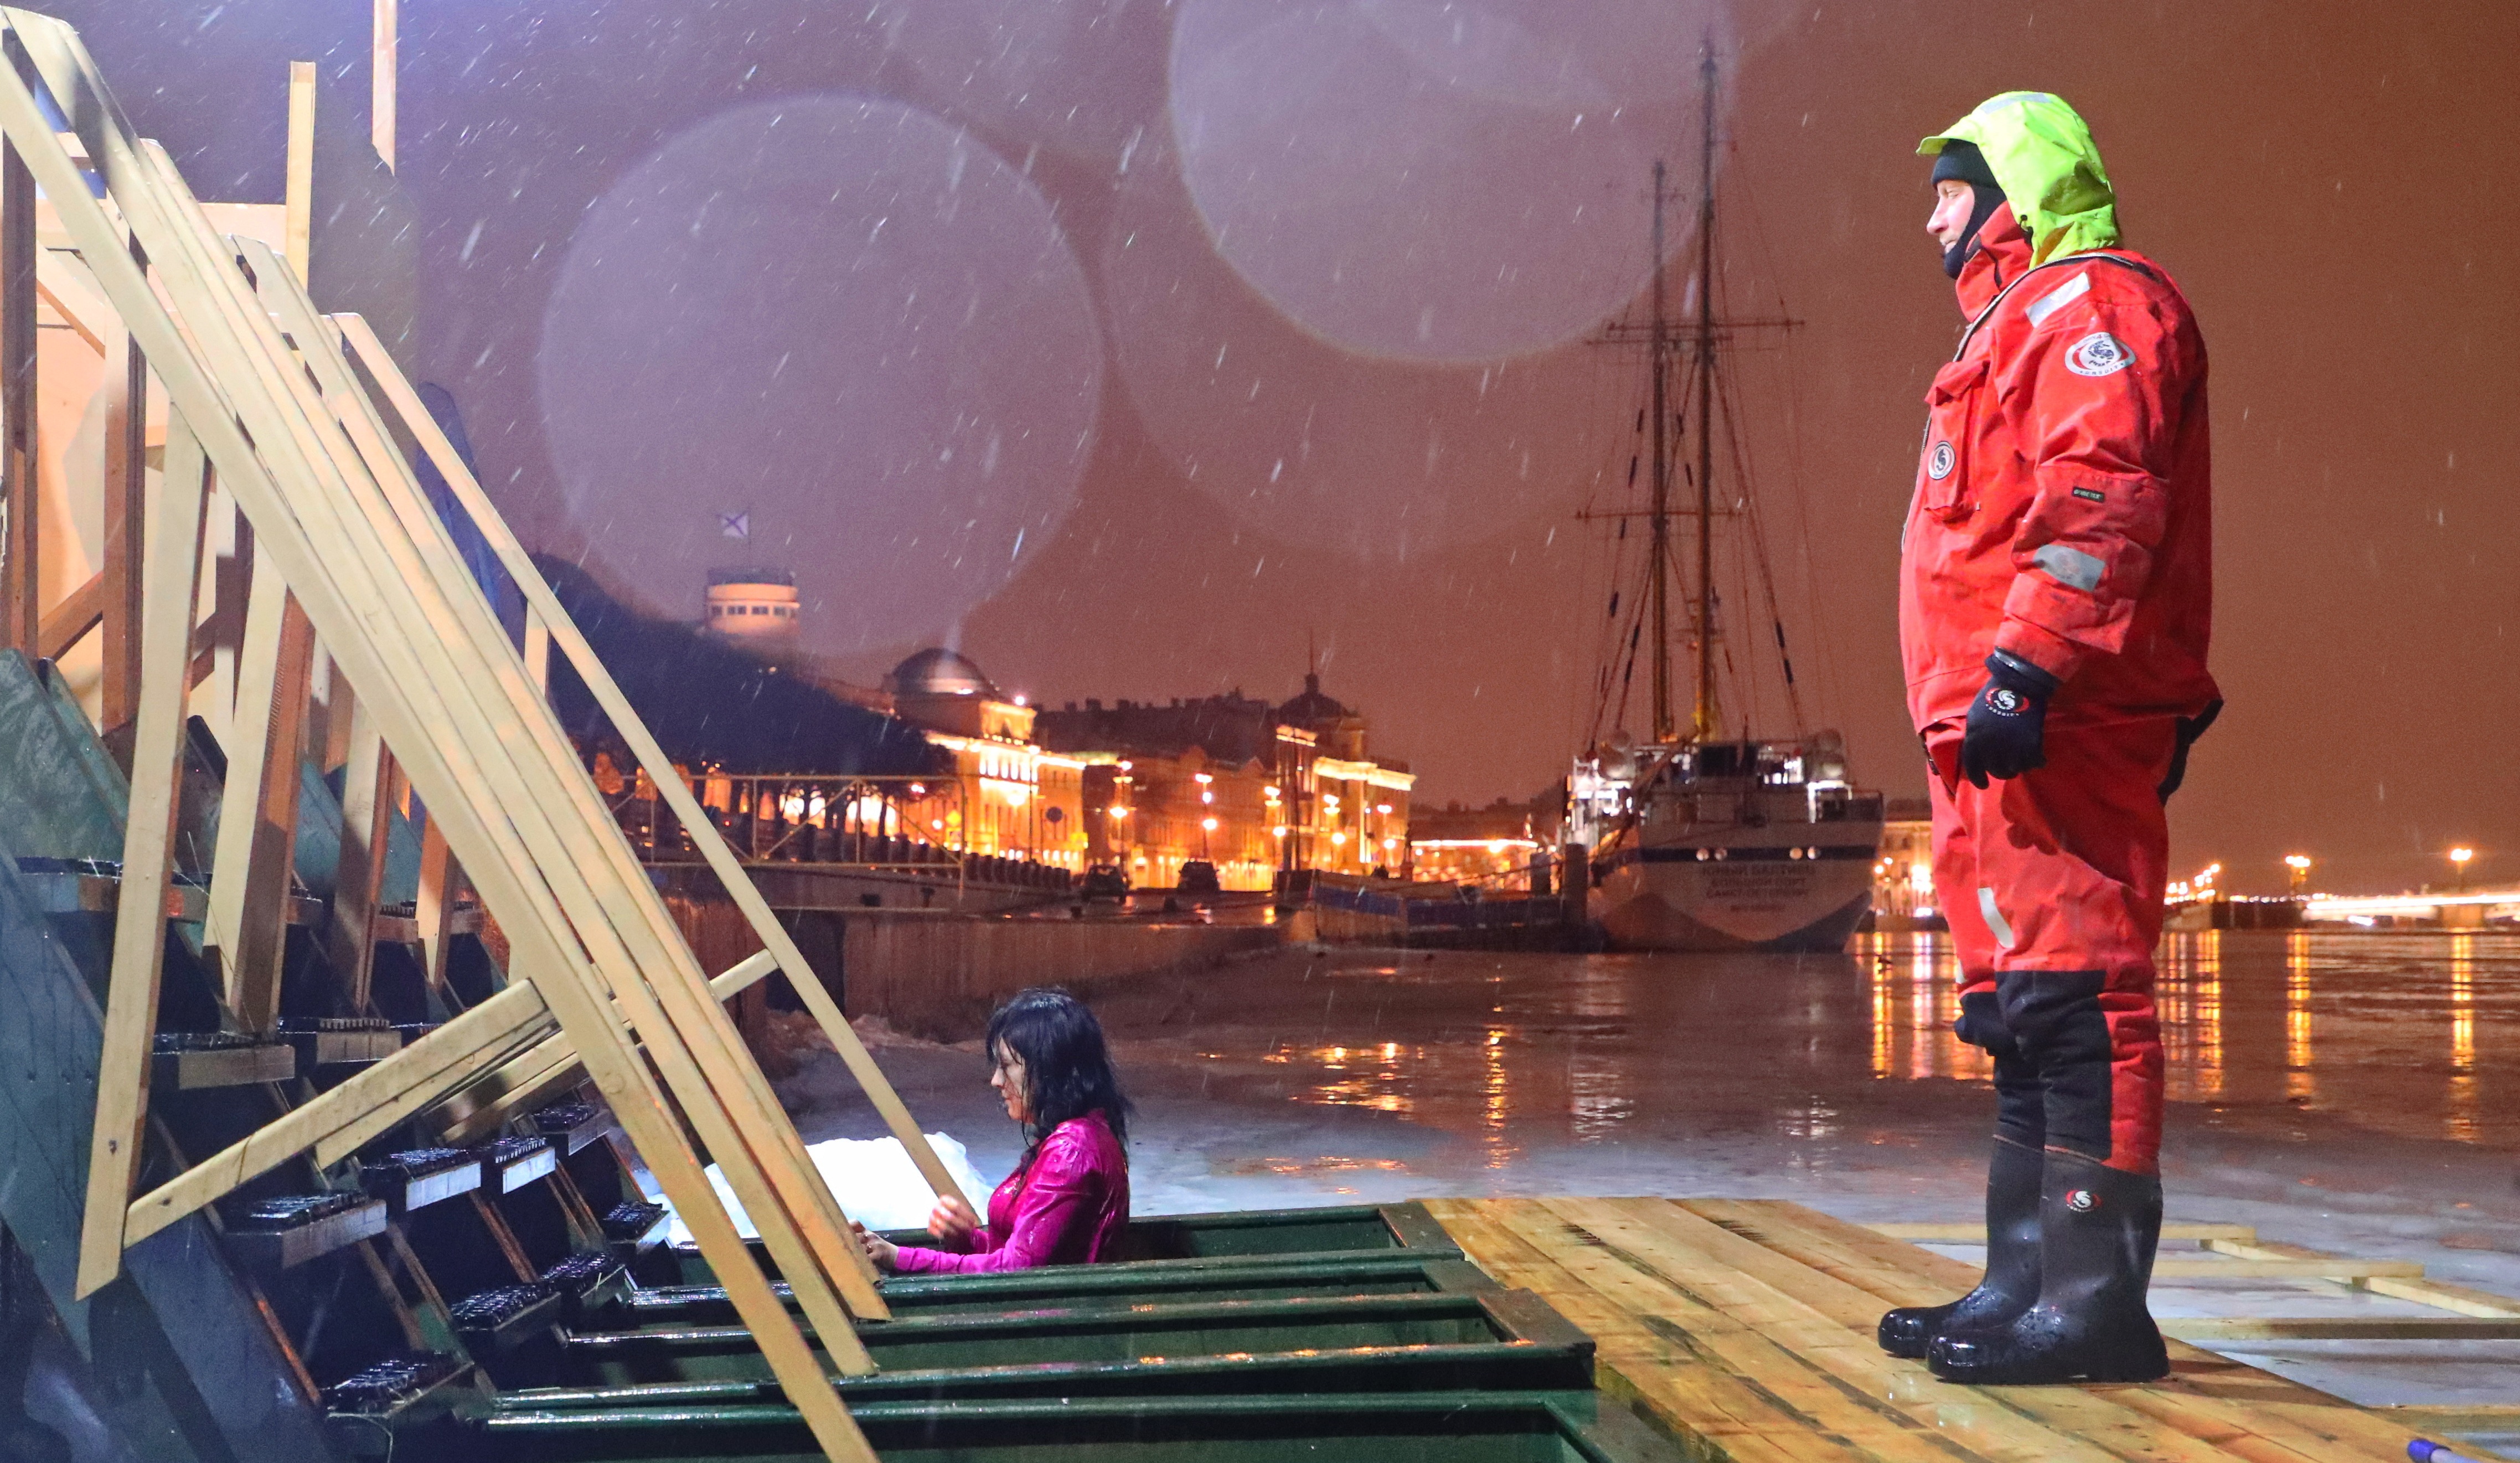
[2300,889,2520,922]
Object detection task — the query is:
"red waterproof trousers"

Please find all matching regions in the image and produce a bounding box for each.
[1927,722,2174,1173]
[1902,212,2215,1177]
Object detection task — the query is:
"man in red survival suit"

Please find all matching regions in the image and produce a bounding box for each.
[1877,92,2219,1386]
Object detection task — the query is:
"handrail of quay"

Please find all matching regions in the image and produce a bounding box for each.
[591,767,1077,889]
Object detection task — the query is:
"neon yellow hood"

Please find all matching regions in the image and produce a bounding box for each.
[1919,92,2119,265]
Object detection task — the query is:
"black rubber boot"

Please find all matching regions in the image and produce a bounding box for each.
[1925,1151,2168,1385]
[1878,1136,2043,1357]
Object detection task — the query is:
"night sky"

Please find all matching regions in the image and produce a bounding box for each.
[56,1,2520,895]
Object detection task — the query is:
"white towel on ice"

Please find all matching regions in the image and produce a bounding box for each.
[660,1132,994,1246]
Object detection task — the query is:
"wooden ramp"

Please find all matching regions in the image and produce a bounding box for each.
[1423,1197,2445,1463]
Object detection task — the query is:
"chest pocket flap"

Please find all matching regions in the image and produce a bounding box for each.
[1917,357,1990,521]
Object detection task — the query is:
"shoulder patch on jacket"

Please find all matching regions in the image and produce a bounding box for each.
[2065,331,2133,377]
[2024,270,2089,327]
[2072,486,2106,502]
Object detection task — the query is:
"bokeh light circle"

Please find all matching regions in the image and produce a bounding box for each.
[539,95,1102,653]
[871,0,1173,164]
[1353,0,1714,112]
[1168,0,1718,362]
[1103,135,1631,559]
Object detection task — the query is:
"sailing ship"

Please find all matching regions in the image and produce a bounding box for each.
[1563,54,1884,953]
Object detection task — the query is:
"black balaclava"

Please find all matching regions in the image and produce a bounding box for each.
[1930,140,2010,279]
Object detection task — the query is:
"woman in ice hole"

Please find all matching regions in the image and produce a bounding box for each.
[857,987,1132,1273]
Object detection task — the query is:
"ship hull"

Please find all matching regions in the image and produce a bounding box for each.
[1592,842,1877,953]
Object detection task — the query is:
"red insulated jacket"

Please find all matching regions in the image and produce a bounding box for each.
[1898,210,2218,733]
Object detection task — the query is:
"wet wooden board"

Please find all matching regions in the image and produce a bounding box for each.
[1424,1197,2475,1463]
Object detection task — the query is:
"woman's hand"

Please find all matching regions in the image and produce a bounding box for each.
[850,1220,898,1273]
[928,1195,978,1245]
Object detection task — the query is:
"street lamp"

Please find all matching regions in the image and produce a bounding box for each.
[2450,846,2475,893]
[2283,854,2312,897]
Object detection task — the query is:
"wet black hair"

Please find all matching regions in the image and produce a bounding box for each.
[984,987,1132,1165]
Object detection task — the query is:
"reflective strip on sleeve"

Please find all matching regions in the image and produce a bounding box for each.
[2032,542,2105,591]
[1978,888,2017,951]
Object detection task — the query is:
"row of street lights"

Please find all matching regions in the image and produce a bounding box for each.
[2214,847,2483,899]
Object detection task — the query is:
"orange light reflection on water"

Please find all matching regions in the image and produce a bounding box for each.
[1857,931,1990,1082]
[1168,930,2517,1165]
[2284,930,2314,1101]
[2450,932,2476,1141]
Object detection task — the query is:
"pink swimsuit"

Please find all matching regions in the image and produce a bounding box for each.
[889,1112,1129,1274]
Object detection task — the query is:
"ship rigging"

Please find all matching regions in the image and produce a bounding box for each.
[1566,50,1886,954]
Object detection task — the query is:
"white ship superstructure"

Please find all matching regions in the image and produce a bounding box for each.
[1569,736,1881,952]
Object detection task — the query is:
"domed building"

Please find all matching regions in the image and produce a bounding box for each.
[886,647,998,700]
[882,648,1086,870]
[1273,672,1410,875]
[1276,672,1371,761]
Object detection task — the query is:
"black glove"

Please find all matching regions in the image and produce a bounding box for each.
[1960,651,2059,789]
[2156,697,2223,801]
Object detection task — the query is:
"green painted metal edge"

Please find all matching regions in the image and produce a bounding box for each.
[495,1338,1588,1413]
[575,1290,1494,1351]
[479,1387,1687,1459]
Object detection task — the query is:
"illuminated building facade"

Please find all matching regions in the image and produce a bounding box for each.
[881,649,1087,869]
[1409,797,1544,886]
[1035,674,1413,889]
[1871,797,1936,927]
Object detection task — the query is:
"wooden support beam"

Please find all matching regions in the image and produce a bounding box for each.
[414,814,458,998]
[75,415,209,1298]
[296,293,889,1319]
[1,27,878,1447]
[31,249,111,354]
[351,1239,432,1353]
[2160,1316,2520,1341]
[2360,1274,2520,1319]
[370,0,396,172]
[0,75,33,655]
[204,552,316,1029]
[521,602,549,692]
[306,1001,541,1170]
[324,696,393,1011]
[544,1160,607,1253]
[248,208,895,1367]
[188,486,245,732]
[101,292,146,739]
[469,1191,535,1282]
[380,1224,461,1355]
[33,567,102,660]
[437,949,781,1145]
[283,61,313,281]
[125,982,553,1245]
[2152,1256,2427,1281]
[336,312,971,1217]
[2379,1404,2520,1432]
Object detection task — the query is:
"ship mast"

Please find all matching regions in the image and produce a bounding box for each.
[1647,161,1673,743]
[1591,47,1746,749]
[1691,47,1719,743]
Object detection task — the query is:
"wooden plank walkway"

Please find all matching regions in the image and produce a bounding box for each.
[1423,1197,2466,1463]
